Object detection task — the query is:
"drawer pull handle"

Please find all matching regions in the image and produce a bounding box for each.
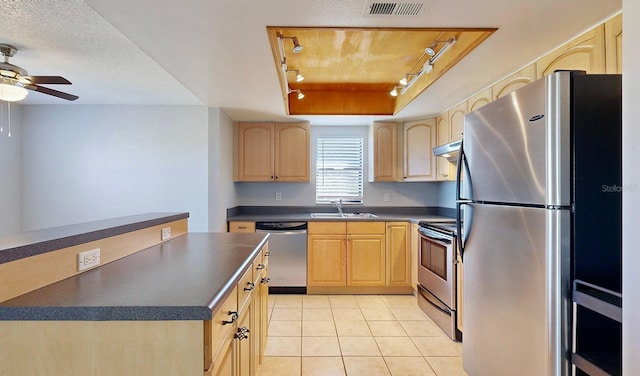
[238,226,247,229]
[244,282,255,291]
[256,264,266,270]
[261,277,270,284]
[223,311,238,325]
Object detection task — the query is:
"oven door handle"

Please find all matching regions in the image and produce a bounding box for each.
[417,228,451,245]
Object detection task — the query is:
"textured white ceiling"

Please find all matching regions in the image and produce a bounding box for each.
[0,0,622,125]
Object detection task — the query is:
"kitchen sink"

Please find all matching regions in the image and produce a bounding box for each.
[310,212,378,219]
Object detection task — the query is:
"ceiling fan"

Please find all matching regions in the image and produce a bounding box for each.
[0,44,78,101]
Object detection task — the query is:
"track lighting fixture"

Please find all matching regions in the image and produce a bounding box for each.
[288,89,305,99]
[389,86,402,97]
[277,33,304,53]
[394,37,456,96]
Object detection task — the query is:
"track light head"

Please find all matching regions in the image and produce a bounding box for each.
[288,88,304,100]
[278,33,304,54]
[291,37,304,53]
[425,47,435,56]
[399,76,408,86]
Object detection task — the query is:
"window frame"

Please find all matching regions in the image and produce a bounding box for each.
[315,136,364,205]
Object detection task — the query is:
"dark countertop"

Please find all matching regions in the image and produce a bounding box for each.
[0,232,269,321]
[0,212,189,265]
[227,206,456,224]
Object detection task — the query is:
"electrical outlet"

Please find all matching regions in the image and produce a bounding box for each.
[78,248,101,271]
[161,227,172,241]
[275,192,282,201]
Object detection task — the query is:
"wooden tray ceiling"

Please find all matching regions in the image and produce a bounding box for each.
[267,27,496,116]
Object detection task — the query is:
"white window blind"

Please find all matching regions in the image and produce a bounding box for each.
[316,137,364,204]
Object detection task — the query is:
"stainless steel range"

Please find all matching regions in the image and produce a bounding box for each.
[417,221,462,341]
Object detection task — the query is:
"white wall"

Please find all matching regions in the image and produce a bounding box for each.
[20,105,209,231]
[622,2,639,373]
[207,108,237,231]
[0,104,22,236]
[234,125,440,207]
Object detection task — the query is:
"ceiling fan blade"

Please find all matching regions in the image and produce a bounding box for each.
[22,76,72,85]
[25,85,79,101]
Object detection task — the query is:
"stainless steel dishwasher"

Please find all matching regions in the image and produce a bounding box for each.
[255,221,307,294]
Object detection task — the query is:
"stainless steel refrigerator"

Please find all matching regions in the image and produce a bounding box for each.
[457,71,622,376]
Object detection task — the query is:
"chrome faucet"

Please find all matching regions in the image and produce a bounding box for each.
[331,199,344,216]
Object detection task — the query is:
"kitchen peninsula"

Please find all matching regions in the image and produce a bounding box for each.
[0,213,270,375]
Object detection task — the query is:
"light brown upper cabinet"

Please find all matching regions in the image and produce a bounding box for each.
[492,64,537,100]
[435,113,456,181]
[401,119,437,182]
[448,102,467,142]
[536,25,606,77]
[467,87,492,113]
[235,122,310,182]
[368,122,398,182]
[605,13,622,74]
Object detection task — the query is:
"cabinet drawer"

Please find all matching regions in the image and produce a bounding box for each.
[207,285,238,368]
[229,221,255,232]
[253,253,267,283]
[347,221,385,234]
[308,222,346,234]
[238,266,255,312]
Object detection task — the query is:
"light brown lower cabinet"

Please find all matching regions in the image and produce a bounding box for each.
[208,243,269,376]
[307,221,411,293]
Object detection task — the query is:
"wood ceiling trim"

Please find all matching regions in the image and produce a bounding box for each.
[267,26,497,116]
[288,89,396,115]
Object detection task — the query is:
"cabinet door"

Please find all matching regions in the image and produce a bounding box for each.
[605,13,622,74]
[402,119,436,182]
[347,234,386,286]
[536,25,605,77]
[448,102,467,141]
[369,122,398,182]
[235,305,252,376]
[274,122,310,182]
[259,264,269,364]
[435,114,454,181]
[467,87,492,113]
[410,223,419,290]
[386,222,410,287]
[308,235,347,286]
[236,123,274,181]
[492,64,536,100]
[213,332,235,376]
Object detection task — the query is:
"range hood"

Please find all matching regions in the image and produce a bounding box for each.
[433,140,462,162]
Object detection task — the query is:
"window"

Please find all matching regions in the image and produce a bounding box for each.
[315,137,364,204]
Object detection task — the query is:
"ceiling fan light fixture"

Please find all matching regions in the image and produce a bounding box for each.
[0,79,28,102]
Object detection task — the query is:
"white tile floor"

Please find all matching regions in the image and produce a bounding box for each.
[258,294,467,376]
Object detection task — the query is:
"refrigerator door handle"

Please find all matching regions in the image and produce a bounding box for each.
[455,139,472,202]
[456,202,473,262]
[456,139,473,262]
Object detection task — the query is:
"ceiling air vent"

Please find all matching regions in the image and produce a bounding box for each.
[364,1,427,16]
